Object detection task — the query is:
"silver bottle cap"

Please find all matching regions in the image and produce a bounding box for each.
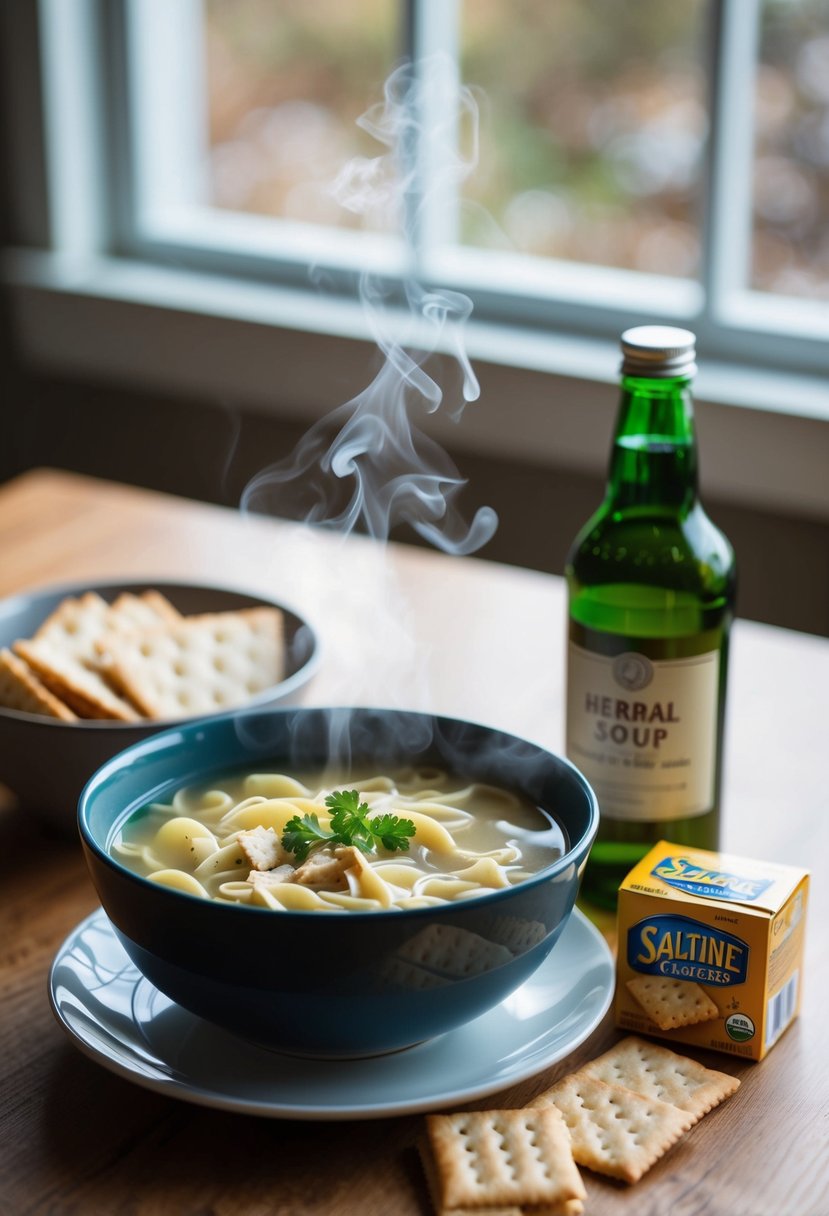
[620,326,697,378]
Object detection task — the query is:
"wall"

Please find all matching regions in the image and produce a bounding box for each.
[1,368,826,637]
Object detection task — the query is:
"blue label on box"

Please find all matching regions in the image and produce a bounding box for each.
[651,855,774,903]
[627,913,749,986]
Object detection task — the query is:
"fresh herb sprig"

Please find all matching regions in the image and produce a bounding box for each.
[281,790,416,863]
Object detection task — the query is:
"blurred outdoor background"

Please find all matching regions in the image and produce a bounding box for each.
[1,2,826,636]
[204,0,829,299]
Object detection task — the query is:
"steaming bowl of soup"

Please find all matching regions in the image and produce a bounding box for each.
[79,707,599,1057]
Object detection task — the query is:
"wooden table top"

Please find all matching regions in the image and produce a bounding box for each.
[1,469,826,1216]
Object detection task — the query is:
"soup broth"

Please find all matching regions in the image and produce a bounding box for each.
[113,766,568,912]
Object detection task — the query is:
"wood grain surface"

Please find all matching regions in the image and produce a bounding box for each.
[1,469,827,1216]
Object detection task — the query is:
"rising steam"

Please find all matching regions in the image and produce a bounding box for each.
[241,57,497,556]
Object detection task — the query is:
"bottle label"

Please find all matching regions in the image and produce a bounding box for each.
[566,640,720,822]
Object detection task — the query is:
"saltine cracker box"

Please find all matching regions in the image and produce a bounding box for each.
[616,841,809,1060]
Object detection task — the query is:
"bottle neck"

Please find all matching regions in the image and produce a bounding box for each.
[606,373,698,511]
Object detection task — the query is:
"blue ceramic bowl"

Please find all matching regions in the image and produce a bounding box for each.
[79,707,599,1058]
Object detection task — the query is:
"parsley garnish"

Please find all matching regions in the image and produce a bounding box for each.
[368,812,417,851]
[281,790,416,862]
[281,812,332,862]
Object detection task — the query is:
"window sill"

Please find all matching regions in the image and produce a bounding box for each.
[4,247,828,521]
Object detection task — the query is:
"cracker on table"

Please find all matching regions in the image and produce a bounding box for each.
[429,1208,523,1216]
[426,1204,582,1216]
[0,648,77,720]
[476,1203,584,1216]
[529,1204,586,1216]
[626,976,720,1030]
[531,1073,696,1184]
[13,593,141,720]
[423,1107,586,1212]
[581,1035,739,1117]
[524,1205,585,1216]
[101,607,285,720]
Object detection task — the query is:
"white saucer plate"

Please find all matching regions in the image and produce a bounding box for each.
[49,907,614,1120]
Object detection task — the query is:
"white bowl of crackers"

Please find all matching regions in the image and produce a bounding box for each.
[0,580,317,831]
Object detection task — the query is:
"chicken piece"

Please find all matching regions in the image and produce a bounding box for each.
[291,846,362,891]
[237,825,286,872]
[247,865,295,891]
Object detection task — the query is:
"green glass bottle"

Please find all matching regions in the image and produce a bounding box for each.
[566,326,736,909]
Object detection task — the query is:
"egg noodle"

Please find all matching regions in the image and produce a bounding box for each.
[113,768,566,913]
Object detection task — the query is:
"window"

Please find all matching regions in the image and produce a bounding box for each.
[203,0,400,237]
[2,0,827,524]
[459,2,708,280]
[752,0,829,300]
[111,0,828,375]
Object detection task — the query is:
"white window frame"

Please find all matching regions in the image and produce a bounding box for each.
[1,0,827,522]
